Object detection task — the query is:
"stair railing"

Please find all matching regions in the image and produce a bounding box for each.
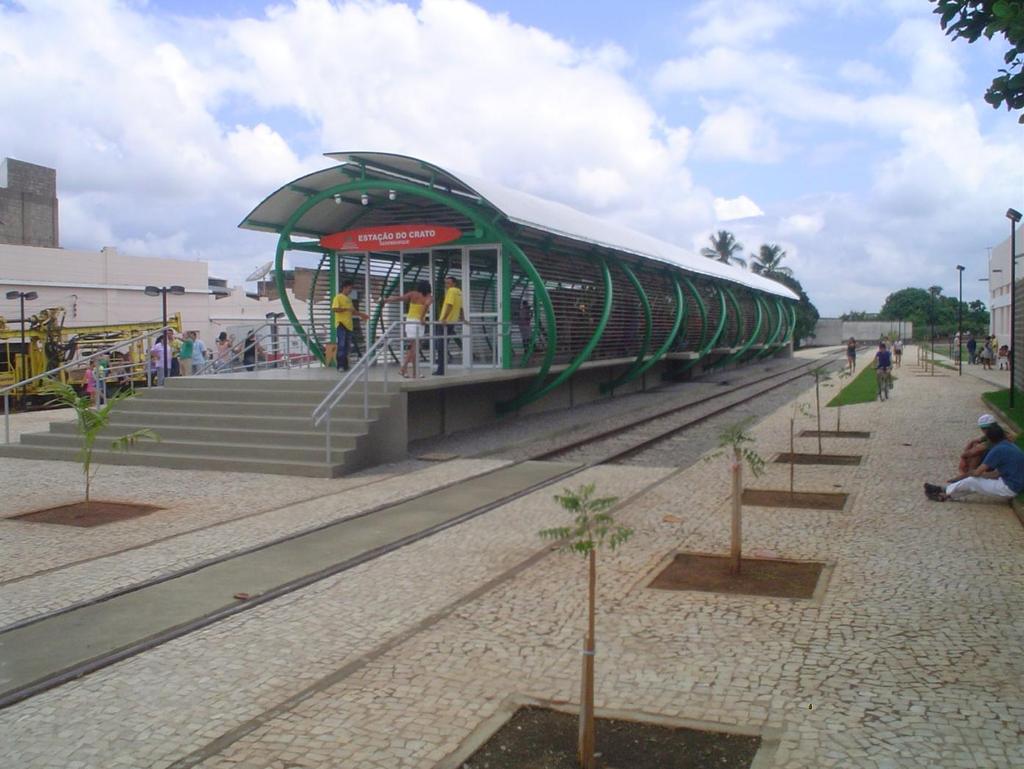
[2,324,176,444]
[312,320,400,465]
[193,322,319,376]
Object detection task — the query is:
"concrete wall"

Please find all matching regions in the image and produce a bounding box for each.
[405,347,792,443]
[0,243,305,346]
[811,319,914,346]
[0,158,59,248]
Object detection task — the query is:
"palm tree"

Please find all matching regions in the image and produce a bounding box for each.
[751,243,793,278]
[701,230,746,268]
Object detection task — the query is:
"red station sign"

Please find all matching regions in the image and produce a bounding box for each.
[320,224,462,252]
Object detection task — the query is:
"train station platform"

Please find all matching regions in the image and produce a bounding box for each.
[0,347,790,476]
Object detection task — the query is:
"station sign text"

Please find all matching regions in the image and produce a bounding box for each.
[320,224,462,252]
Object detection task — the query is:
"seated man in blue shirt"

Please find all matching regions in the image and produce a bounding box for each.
[925,424,1024,502]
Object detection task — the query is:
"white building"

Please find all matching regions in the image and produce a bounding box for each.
[987,220,1023,341]
[0,242,303,346]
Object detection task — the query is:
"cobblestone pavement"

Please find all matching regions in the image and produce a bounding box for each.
[2,346,1022,768]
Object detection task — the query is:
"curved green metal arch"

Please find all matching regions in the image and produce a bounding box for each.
[684,277,708,352]
[707,286,741,370]
[755,296,785,359]
[770,297,788,351]
[603,271,685,393]
[723,286,745,347]
[716,292,763,369]
[743,295,773,361]
[785,302,797,344]
[497,254,614,413]
[272,178,557,377]
[600,259,654,393]
[683,282,729,375]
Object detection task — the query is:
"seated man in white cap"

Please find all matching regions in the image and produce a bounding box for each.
[956,414,1001,477]
[926,423,1024,502]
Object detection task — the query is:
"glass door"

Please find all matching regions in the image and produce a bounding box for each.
[463,246,501,368]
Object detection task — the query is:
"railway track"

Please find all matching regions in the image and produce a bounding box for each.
[536,355,838,465]
[0,353,838,711]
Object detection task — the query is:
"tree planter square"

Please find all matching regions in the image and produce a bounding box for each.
[12,501,162,527]
[741,488,848,511]
[649,552,827,599]
[799,429,871,439]
[773,452,862,466]
[444,704,763,769]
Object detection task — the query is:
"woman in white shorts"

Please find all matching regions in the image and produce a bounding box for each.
[383,280,432,377]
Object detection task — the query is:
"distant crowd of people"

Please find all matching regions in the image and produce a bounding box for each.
[148,329,265,385]
[951,332,1008,371]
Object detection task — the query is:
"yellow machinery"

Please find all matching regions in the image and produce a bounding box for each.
[0,307,182,398]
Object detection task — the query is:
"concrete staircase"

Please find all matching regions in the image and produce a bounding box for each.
[0,376,408,477]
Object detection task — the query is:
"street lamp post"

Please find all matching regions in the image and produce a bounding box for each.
[956,266,965,376]
[144,285,185,381]
[266,311,285,368]
[5,290,39,400]
[1007,209,1022,408]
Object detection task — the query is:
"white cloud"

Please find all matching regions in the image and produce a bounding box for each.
[779,213,824,236]
[686,0,797,48]
[838,60,891,88]
[714,195,764,221]
[0,0,1018,318]
[693,106,785,163]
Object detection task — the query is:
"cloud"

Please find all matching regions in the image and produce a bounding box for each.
[0,0,696,271]
[714,195,764,222]
[693,106,785,163]
[779,213,824,236]
[838,60,891,88]
[685,0,797,48]
[0,0,1019,319]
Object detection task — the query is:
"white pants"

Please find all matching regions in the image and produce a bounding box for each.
[945,476,1016,500]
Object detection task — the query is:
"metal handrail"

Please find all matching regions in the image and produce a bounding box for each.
[313,321,401,465]
[2,324,175,444]
[193,320,316,376]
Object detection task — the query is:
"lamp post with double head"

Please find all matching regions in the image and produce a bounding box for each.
[144,285,185,380]
[266,311,285,367]
[5,290,38,400]
[956,266,965,375]
[1008,208,1022,407]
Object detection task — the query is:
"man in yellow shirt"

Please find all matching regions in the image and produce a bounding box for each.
[332,280,369,371]
[434,276,462,376]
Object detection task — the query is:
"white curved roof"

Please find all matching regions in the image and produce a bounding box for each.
[242,152,797,301]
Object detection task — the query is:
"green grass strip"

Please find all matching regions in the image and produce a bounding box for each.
[982,390,1024,437]
[827,365,882,407]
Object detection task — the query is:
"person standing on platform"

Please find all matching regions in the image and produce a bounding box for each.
[383,280,432,377]
[434,276,463,376]
[191,331,207,374]
[179,331,194,376]
[332,280,369,372]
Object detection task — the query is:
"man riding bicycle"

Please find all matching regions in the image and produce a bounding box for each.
[875,342,893,400]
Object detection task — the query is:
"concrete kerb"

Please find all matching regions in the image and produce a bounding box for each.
[433,692,783,769]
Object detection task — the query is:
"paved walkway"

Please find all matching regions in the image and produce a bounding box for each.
[1,346,1021,768]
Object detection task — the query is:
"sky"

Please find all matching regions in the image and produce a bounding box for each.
[2,0,1022,316]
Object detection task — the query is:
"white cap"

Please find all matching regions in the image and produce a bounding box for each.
[978,414,997,428]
